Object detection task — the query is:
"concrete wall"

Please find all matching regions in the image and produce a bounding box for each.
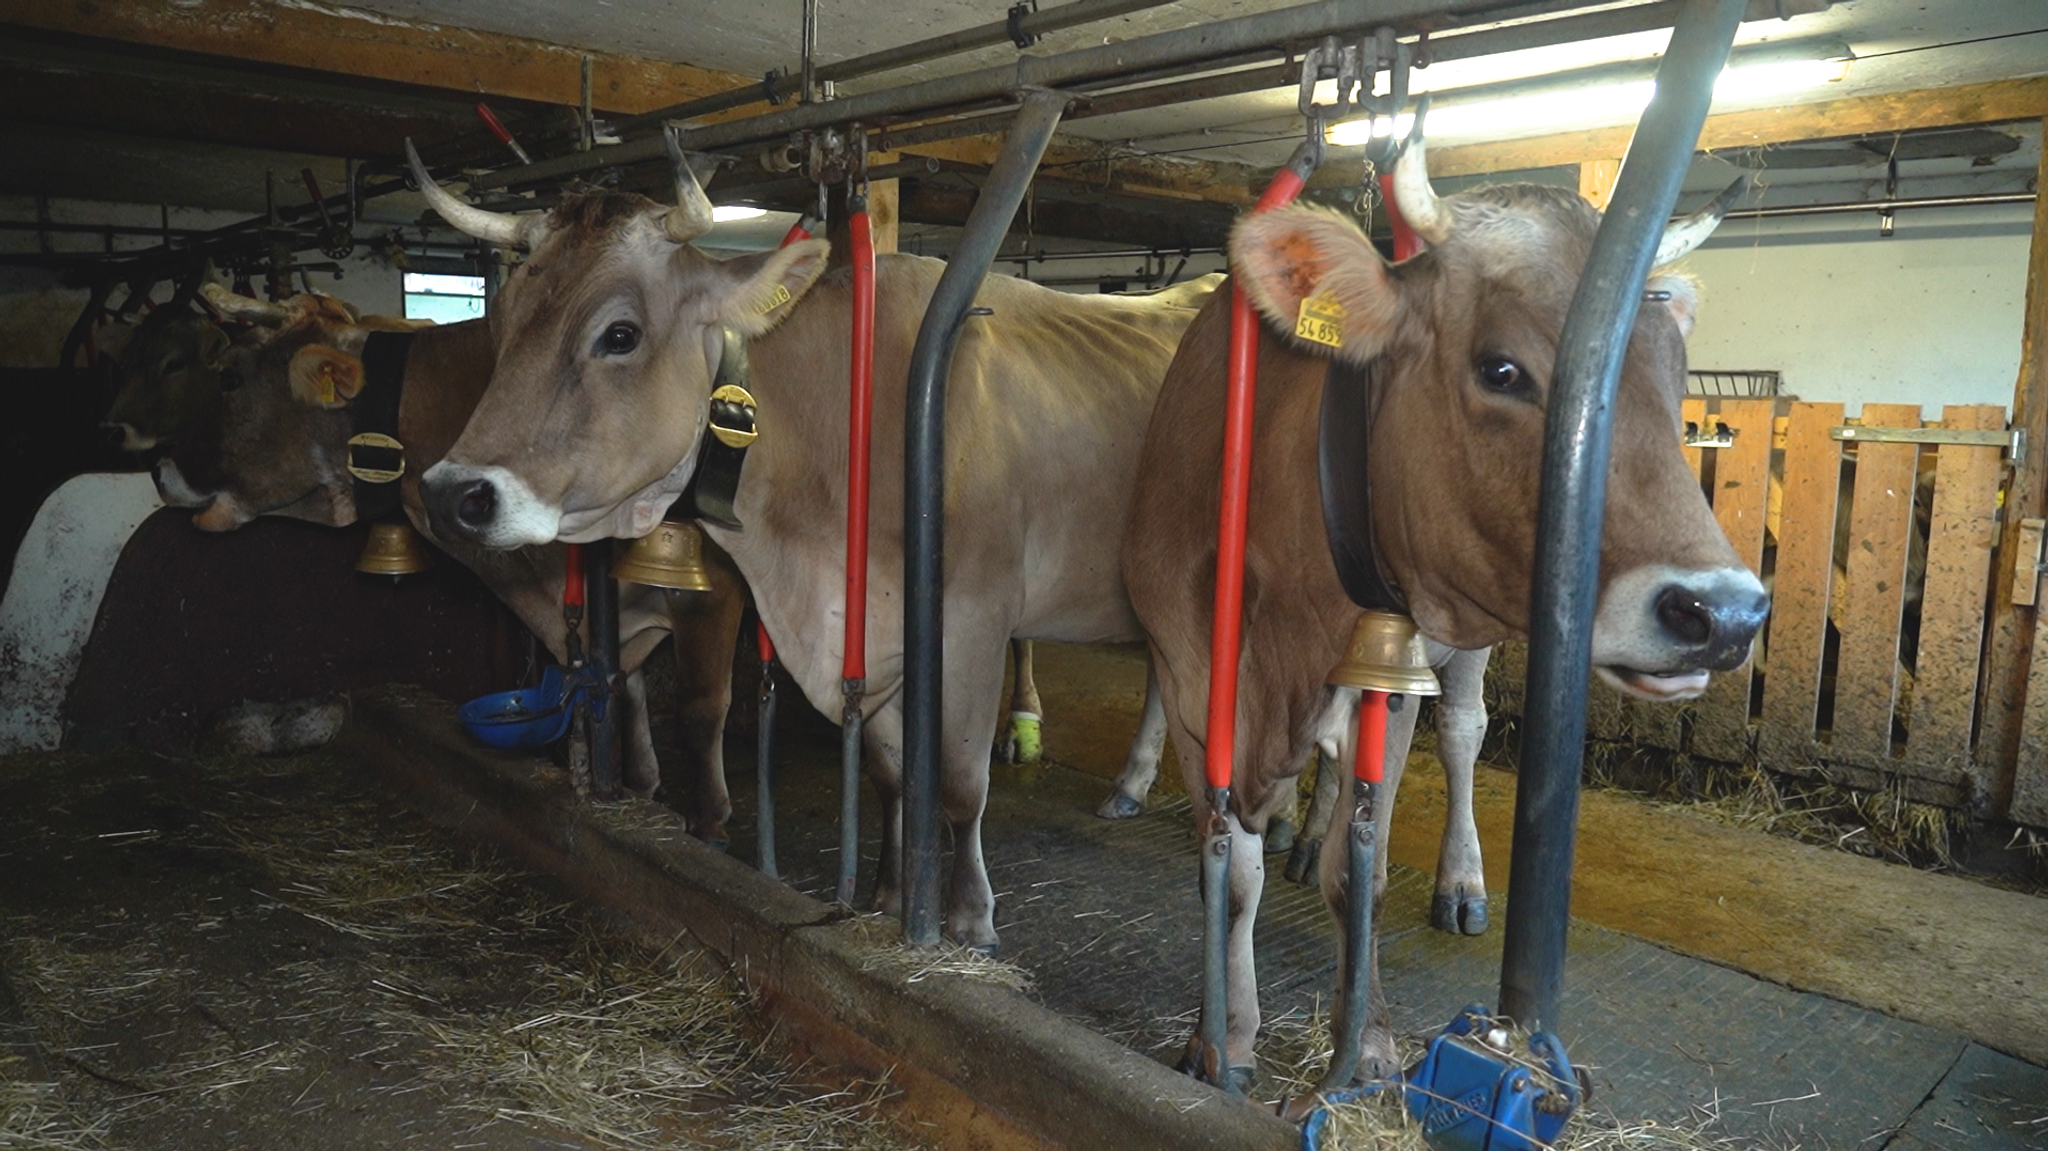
[1682,201,2033,418]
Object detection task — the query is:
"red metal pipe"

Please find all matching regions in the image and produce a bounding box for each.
[843,206,877,681]
[1200,164,1309,793]
[780,215,818,246]
[1353,689,1389,784]
[562,542,585,607]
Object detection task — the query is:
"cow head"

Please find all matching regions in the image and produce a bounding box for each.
[1232,135,1766,701]
[152,289,402,532]
[99,311,235,451]
[407,138,830,547]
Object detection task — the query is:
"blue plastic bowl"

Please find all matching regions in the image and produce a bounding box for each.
[458,666,579,748]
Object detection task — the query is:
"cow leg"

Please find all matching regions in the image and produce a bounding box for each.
[995,638,1044,764]
[942,637,1010,951]
[617,669,661,800]
[1431,647,1491,935]
[1098,660,1167,819]
[1221,808,1266,1081]
[663,580,746,848]
[1285,744,1342,884]
[1320,690,1418,1084]
[863,702,907,919]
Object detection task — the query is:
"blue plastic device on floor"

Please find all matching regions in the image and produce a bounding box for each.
[457,664,605,748]
[1302,1005,1581,1151]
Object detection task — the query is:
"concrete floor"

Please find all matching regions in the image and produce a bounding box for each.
[705,641,2048,1150]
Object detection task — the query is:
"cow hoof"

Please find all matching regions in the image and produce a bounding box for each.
[1430,887,1489,936]
[1265,818,1295,855]
[1096,792,1144,820]
[1284,837,1321,885]
[1220,1065,1256,1095]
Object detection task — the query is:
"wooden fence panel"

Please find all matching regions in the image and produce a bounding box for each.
[1758,403,1844,767]
[1905,405,2007,786]
[1693,399,1776,763]
[1831,404,1923,764]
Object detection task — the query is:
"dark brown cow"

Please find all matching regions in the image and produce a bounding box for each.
[99,311,235,452]
[1122,137,1767,1084]
[153,289,747,840]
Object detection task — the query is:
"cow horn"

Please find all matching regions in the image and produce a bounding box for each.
[662,123,715,243]
[404,139,541,250]
[1654,176,1748,266]
[1390,98,1451,247]
[200,281,291,325]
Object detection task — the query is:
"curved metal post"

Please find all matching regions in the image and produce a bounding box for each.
[1499,0,1745,1032]
[902,88,1067,947]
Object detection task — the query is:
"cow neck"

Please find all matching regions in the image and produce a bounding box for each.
[1317,355,1406,614]
[349,330,415,522]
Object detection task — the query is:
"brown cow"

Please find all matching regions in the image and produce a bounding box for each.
[152,288,748,841]
[99,310,236,452]
[1122,137,1767,1086]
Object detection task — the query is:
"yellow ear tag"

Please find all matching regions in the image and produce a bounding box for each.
[1295,291,1346,348]
[317,366,337,405]
[754,283,793,315]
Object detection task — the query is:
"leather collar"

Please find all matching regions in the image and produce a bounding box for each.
[1318,356,1406,613]
[676,325,757,530]
[348,330,415,522]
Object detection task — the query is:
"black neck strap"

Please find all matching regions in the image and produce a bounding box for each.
[1318,356,1406,614]
[677,325,757,530]
[348,330,415,522]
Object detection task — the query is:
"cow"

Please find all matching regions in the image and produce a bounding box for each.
[1121,133,1769,1089]
[99,309,235,451]
[150,287,749,843]
[403,147,1507,955]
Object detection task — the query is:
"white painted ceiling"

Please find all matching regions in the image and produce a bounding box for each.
[341,0,2048,170]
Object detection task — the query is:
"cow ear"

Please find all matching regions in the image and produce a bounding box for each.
[715,238,831,338]
[1648,273,1701,338]
[94,323,136,361]
[1231,205,1401,365]
[288,346,365,409]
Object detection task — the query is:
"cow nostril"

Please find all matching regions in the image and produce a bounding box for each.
[456,481,497,528]
[1655,586,1714,647]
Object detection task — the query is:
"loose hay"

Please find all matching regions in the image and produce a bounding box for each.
[843,916,1036,994]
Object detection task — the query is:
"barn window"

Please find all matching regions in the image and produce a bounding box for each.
[403,272,486,323]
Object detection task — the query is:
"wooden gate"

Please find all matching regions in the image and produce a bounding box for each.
[1485,398,2027,820]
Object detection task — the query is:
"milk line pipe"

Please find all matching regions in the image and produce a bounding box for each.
[752,213,820,880]
[1192,133,1319,1093]
[901,89,1066,947]
[839,191,878,907]
[1500,0,1746,1033]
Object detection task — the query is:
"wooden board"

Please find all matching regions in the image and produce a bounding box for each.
[1693,399,1776,763]
[1830,404,1923,764]
[1904,406,2008,783]
[1757,403,1844,767]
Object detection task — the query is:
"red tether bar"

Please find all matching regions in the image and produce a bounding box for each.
[562,543,585,607]
[843,205,877,681]
[1353,689,1389,784]
[1200,164,1310,792]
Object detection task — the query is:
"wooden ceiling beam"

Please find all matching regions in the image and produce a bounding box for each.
[0,0,745,116]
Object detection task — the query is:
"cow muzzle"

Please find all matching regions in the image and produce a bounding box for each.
[420,461,560,549]
[1591,565,1770,701]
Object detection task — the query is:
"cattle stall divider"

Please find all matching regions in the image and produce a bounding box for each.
[840,167,879,908]
[1501,0,1745,1031]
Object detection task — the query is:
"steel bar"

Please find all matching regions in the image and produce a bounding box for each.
[839,196,878,907]
[473,0,1583,190]
[1498,0,1745,1034]
[901,88,1067,947]
[757,631,781,879]
[1724,191,2036,219]
[1196,807,1233,1086]
[587,539,623,800]
[614,0,1182,136]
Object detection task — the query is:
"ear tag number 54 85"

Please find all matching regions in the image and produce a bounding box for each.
[1296,292,1345,349]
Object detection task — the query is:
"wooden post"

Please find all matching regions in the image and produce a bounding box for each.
[1976,116,2048,823]
[1578,158,1622,210]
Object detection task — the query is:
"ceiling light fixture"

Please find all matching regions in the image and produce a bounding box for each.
[711,205,769,222]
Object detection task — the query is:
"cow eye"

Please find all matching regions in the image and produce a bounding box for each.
[1476,355,1530,397]
[599,321,641,356]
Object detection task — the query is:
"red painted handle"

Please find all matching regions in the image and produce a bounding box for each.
[474,103,515,146]
[1201,166,1308,793]
[843,208,877,681]
[756,620,776,664]
[300,168,327,208]
[562,543,584,608]
[1353,689,1389,784]
[780,216,816,246]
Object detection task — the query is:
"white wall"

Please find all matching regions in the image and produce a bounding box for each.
[1681,201,2033,419]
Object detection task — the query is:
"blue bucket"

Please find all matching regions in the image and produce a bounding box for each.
[458,665,587,748]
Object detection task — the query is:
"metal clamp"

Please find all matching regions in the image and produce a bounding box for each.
[1683,420,1735,449]
[1830,424,2023,465]
[1006,0,1038,48]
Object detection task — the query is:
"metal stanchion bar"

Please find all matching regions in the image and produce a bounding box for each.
[901,88,1067,947]
[1498,0,1747,1033]
[839,194,878,907]
[586,539,622,799]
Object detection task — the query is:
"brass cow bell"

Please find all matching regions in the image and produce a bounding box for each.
[1328,610,1442,697]
[612,520,714,592]
[356,520,431,577]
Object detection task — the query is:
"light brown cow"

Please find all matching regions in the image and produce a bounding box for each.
[1122,138,1767,1086]
[152,290,748,840]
